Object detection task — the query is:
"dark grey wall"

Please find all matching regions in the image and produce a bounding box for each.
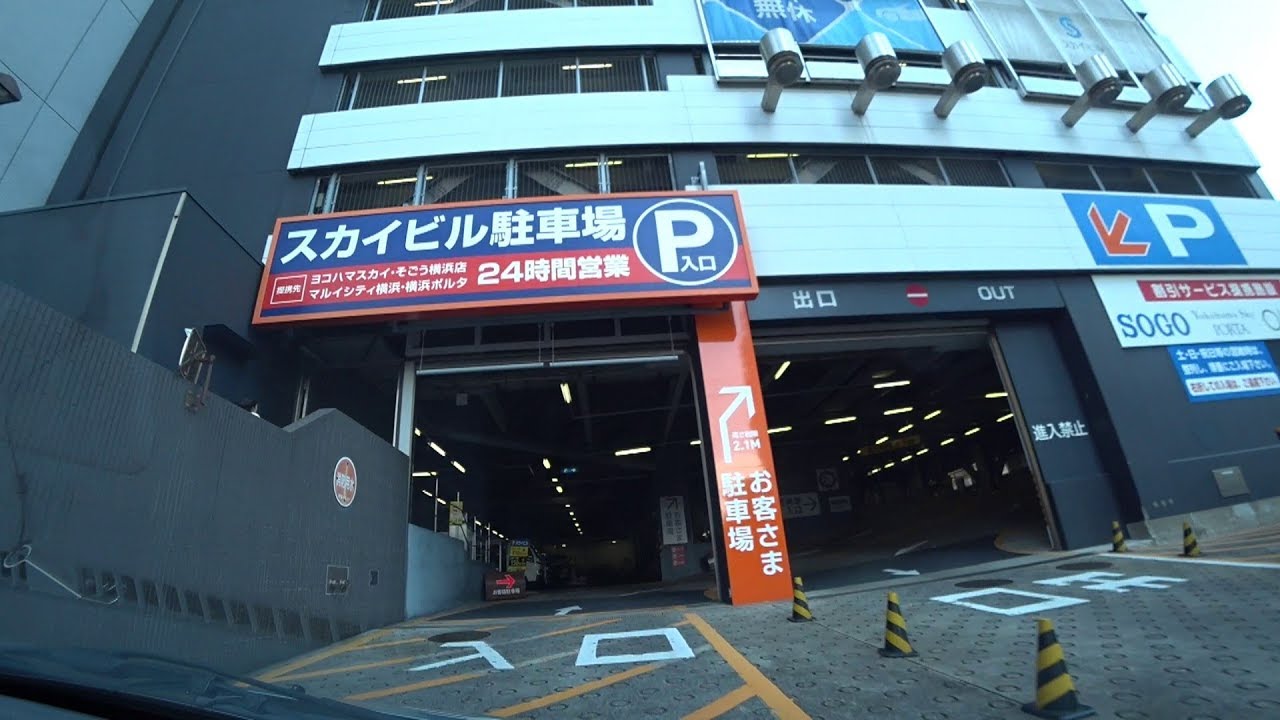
[1060,276,1280,519]
[0,192,179,347]
[58,0,362,252]
[0,283,408,674]
[994,320,1122,548]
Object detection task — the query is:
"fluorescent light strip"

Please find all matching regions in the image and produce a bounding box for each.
[421,489,432,496]
[376,177,418,185]
[436,497,447,506]
[451,460,466,473]
[964,427,981,436]
[915,448,929,456]
[746,153,797,159]
[884,407,914,416]
[875,436,889,445]
[561,63,614,71]
[940,438,955,446]
[874,380,911,389]
[842,455,850,461]
[898,424,914,433]
[411,471,435,477]
[562,160,622,168]
[555,486,563,493]
[985,391,1008,399]
[924,410,942,420]
[767,426,792,434]
[614,446,651,456]
[414,428,422,437]
[997,413,1014,422]
[543,458,551,469]
[824,416,857,425]
[884,462,896,468]
[773,361,791,380]
[901,455,913,462]
[560,382,572,404]
[690,439,701,446]
[429,442,446,457]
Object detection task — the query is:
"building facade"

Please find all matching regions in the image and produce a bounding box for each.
[5,0,1280,606]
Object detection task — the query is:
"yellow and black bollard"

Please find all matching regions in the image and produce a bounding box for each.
[1110,521,1127,553]
[877,591,917,658]
[1022,618,1095,719]
[788,576,813,623]
[1182,521,1201,557]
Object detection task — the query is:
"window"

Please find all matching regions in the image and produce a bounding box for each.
[1094,165,1154,193]
[716,153,796,184]
[517,157,601,196]
[422,162,508,204]
[800,155,874,184]
[1036,162,1100,190]
[871,156,946,185]
[940,157,1009,187]
[1197,171,1255,198]
[365,0,651,19]
[607,155,674,192]
[340,54,656,110]
[717,151,1013,187]
[331,167,420,213]
[1146,168,1204,195]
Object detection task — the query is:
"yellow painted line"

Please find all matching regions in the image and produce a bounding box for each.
[256,628,389,682]
[529,618,621,640]
[487,664,660,718]
[344,671,487,702]
[684,613,810,720]
[273,654,421,683]
[681,684,754,720]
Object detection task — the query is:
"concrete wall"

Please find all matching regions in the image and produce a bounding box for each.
[0,282,408,673]
[405,525,488,617]
[1060,276,1280,521]
[0,0,151,211]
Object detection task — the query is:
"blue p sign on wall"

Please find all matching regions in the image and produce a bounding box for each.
[1064,193,1245,267]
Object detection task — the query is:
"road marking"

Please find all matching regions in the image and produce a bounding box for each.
[681,684,754,720]
[1034,571,1186,592]
[555,605,583,616]
[344,671,486,702]
[895,540,928,556]
[255,628,389,682]
[684,613,810,719]
[531,617,621,640]
[883,568,920,576]
[359,625,506,652]
[576,627,695,667]
[487,664,660,718]
[929,588,1090,616]
[1113,553,1280,570]
[410,641,514,672]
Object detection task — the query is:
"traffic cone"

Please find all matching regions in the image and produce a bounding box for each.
[788,576,813,622]
[877,591,917,658]
[1110,521,1127,553]
[1182,521,1201,557]
[1022,618,1095,719]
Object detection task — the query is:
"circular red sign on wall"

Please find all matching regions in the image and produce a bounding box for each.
[334,456,357,508]
[905,284,930,308]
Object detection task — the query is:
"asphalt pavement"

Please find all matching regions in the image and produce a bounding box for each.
[254,549,1280,719]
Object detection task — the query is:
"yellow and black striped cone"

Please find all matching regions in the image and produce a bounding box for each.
[877,591,917,658]
[1182,521,1201,557]
[788,576,813,622]
[1110,521,1127,553]
[1021,618,1095,719]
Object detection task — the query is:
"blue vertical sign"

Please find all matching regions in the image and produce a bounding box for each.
[1168,342,1280,403]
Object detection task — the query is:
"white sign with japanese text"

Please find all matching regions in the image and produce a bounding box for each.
[781,493,821,519]
[720,469,786,576]
[1092,275,1280,348]
[659,496,689,546]
[1030,420,1089,443]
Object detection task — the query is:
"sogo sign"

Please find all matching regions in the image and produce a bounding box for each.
[1092,275,1280,348]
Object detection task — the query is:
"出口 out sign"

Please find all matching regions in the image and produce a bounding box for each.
[253,192,756,324]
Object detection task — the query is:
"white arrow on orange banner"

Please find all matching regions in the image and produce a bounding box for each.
[717,385,755,464]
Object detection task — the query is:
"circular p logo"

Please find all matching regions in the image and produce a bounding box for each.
[633,199,739,287]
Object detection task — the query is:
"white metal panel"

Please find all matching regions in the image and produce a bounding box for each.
[715,184,1280,278]
[319,0,704,67]
[288,75,1257,170]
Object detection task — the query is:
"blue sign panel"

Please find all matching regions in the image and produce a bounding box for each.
[1168,342,1280,403]
[1063,193,1245,267]
[702,0,943,52]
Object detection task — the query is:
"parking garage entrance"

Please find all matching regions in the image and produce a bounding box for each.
[751,327,1054,585]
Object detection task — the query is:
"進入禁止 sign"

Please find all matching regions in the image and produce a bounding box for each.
[254,192,756,325]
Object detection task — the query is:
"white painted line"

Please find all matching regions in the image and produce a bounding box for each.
[883,568,920,576]
[930,588,1090,616]
[554,605,582,616]
[575,627,695,667]
[409,641,513,672]
[1035,571,1186,592]
[1111,553,1280,570]
[895,540,928,557]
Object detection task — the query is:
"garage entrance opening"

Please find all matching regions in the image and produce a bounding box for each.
[407,355,708,593]
[753,327,1051,586]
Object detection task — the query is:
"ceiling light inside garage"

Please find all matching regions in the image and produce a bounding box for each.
[429,442,447,456]
[767,426,792,434]
[543,458,551,469]
[898,424,913,433]
[561,382,572,404]
[615,446,651,456]
[555,486,563,494]
[940,438,955,446]
[562,63,614,71]
[876,436,889,445]
[824,416,857,425]
[690,439,701,446]
[924,410,942,420]
[451,460,466,473]
[874,380,910,389]
[746,153,797,159]
[773,361,791,380]
[997,413,1014,422]
[884,407,913,416]
[985,392,1008,399]
[964,427,981,436]
[377,176,418,185]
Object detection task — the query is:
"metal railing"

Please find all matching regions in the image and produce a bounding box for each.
[365,0,651,19]
[717,152,1012,188]
[1036,161,1257,197]
[338,54,658,111]
[313,153,675,213]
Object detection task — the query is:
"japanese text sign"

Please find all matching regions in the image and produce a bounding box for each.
[1092,275,1280,348]
[660,496,689,546]
[701,0,943,52]
[1168,342,1280,403]
[253,192,756,325]
[695,302,792,605]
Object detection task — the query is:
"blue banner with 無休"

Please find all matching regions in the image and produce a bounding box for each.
[1168,341,1280,403]
[701,0,944,52]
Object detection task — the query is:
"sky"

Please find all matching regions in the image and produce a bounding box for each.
[1141,0,1278,191]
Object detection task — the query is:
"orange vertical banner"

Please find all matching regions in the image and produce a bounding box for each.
[695,301,792,605]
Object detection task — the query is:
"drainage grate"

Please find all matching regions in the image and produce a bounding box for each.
[428,630,491,643]
[954,578,1013,588]
[1056,561,1113,571]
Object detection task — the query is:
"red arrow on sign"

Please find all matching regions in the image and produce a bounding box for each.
[496,574,516,589]
[906,284,929,308]
[1087,204,1148,256]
